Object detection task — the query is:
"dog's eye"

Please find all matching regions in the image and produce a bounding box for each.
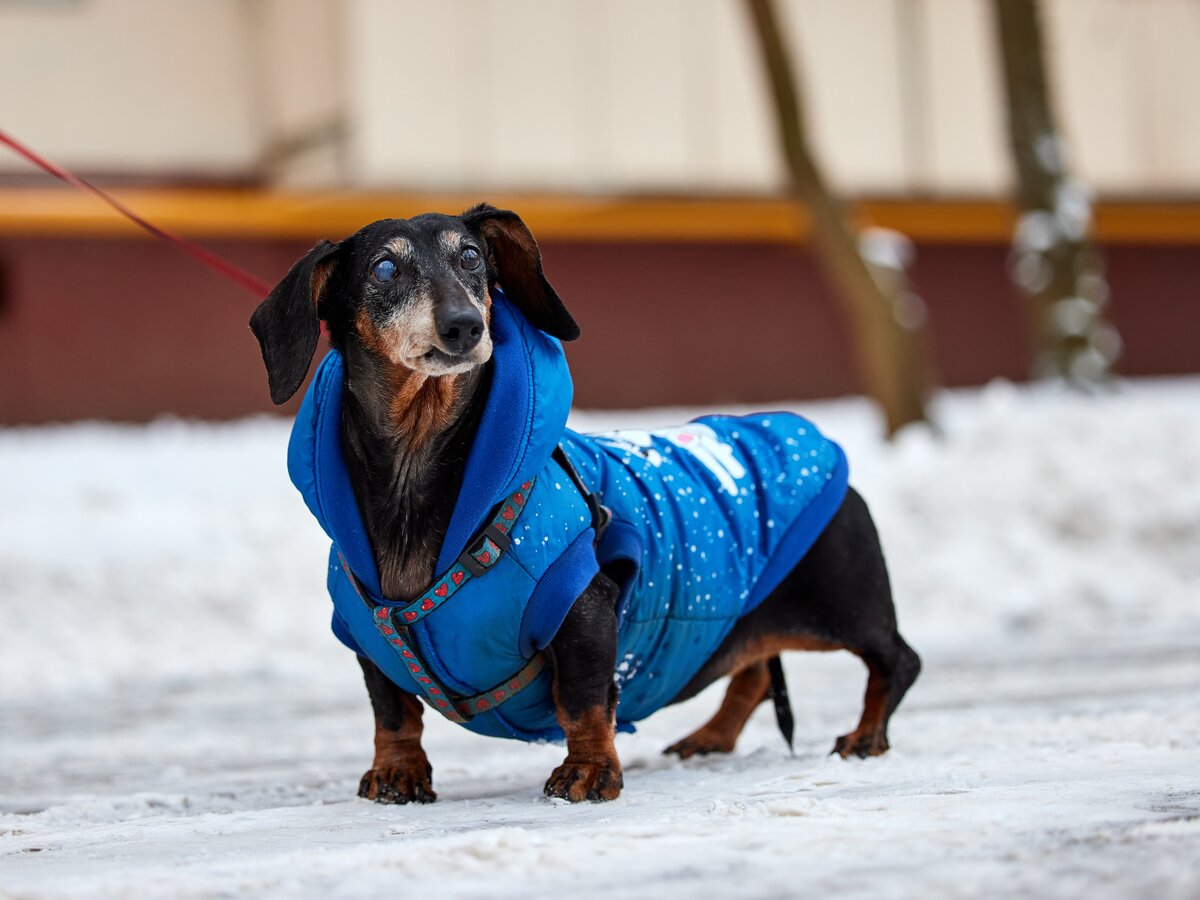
[371,259,398,284]
[461,247,482,271]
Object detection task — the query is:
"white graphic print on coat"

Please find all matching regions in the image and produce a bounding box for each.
[594,424,748,495]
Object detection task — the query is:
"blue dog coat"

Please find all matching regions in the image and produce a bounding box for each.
[288,291,849,741]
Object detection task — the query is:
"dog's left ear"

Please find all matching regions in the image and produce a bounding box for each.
[249,239,342,405]
[462,203,579,340]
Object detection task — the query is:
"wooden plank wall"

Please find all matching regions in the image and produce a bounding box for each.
[3,0,1200,196]
[337,0,1200,195]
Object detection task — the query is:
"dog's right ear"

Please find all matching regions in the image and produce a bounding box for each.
[249,240,341,405]
[461,203,579,341]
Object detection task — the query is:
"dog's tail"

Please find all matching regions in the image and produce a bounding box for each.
[767,655,795,754]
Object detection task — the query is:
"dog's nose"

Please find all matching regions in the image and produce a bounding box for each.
[435,307,484,354]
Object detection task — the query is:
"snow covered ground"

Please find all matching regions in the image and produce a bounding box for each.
[2,379,1198,898]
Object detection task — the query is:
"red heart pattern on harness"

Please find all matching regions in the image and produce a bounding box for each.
[344,480,540,723]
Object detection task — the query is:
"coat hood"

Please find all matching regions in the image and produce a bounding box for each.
[286,289,574,601]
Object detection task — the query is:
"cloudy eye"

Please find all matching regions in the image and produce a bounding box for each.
[461,246,482,271]
[372,259,398,284]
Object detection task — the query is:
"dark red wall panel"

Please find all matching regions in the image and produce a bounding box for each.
[0,235,1195,423]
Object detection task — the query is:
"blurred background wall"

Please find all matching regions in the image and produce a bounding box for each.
[1,0,1198,422]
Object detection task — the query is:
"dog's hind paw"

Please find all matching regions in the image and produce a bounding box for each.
[358,764,437,804]
[663,728,736,759]
[832,730,889,759]
[544,756,623,802]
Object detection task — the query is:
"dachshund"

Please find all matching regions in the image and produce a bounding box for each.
[249,205,920,804]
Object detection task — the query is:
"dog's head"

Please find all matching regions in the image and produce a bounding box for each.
[250,204,578,405]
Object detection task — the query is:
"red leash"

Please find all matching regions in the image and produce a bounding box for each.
[0,129,271,299]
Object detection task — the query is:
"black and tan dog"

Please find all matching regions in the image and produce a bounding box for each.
[250,205,920,804]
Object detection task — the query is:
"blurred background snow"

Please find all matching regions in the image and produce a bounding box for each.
[2,380,1198,899]
[2,378,1196,703]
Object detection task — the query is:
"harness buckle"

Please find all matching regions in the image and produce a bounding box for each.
[458,522,513,577]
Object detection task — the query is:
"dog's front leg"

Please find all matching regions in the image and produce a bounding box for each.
[545,572,623,802]
[357,655,436,804]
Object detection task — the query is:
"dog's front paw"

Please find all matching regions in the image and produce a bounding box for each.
[358,762,437,804]
[832,730,889,759]
[544,755,623,802]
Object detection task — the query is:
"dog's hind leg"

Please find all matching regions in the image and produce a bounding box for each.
[664,487,920,759]
[831,633,921,758]
[664,659,772,758]
[663,633,847,757]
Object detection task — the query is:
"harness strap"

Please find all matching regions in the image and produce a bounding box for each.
[552,445,612,542]
[341,449,609,725]
[337,478,540,723]
[453,651,547,719]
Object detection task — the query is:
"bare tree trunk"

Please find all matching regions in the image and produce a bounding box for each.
[743,0,931,436]
[992,0,1120,384]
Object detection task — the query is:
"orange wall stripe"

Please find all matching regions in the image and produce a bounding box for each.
[1,189,1198,244]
